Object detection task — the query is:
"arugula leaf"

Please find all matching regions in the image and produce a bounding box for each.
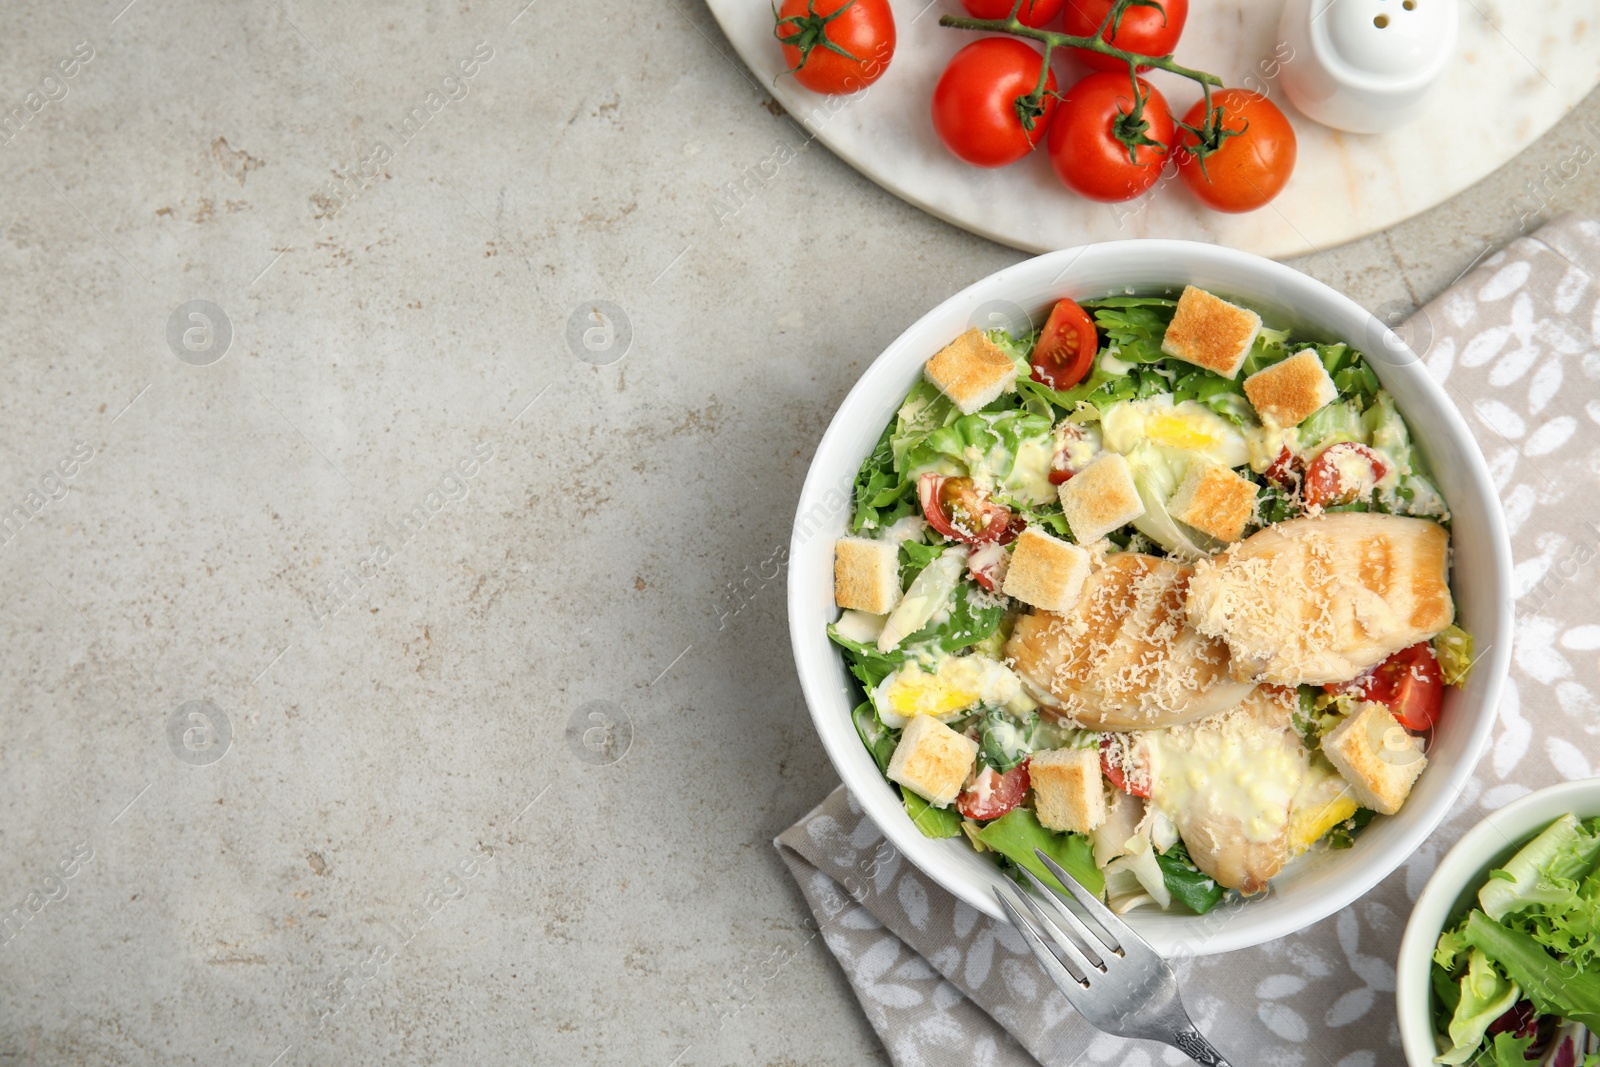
[851,420,917,533]
[1154,841,1225,914]
[827,625,904,690]
[903,789,964,839]
[898,538,943,587]
[975,808,1105,896]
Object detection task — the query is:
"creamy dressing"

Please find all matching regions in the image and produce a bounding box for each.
[1143,717,1304,843]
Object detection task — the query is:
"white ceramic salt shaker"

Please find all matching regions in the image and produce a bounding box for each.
[1277,0,1459,134]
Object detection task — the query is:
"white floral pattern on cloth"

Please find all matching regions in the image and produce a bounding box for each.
[776,213,1600,1067]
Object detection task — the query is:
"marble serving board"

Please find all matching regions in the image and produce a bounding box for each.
[708,0,1600,258]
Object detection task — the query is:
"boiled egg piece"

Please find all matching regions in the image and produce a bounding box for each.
[1101,396,1250,471]
[872,654,1025,728]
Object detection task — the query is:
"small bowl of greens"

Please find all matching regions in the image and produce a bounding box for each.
[1397,778,1600,1066]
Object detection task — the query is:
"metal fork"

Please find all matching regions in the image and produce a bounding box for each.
[994,850,1233,1067]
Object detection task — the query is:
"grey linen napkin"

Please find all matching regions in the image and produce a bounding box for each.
[777,213,1600,1067]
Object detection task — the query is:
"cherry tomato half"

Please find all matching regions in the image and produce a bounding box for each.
[919,473,1016,544]
[933,38,1058,168]
[1047,72,1174,203]
[1032,298,1098,390]
[967,540,1010,592]
[1350,643,1445,732]
[957,761,1030,820]
[960,0,1066,28]
[1303,442,1389,508]
[1264,446,1299,487]
[775,0,895,95]
[1176,88,1297,213]
[1062,0,1189,72]
[1100,734,1150,798]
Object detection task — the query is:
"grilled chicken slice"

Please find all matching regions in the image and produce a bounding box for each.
[1140,688,1305,895]
[1005,553,1256,731]
[1184,512,1453,687]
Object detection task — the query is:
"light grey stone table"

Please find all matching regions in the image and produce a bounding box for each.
[0,2,1596,1063]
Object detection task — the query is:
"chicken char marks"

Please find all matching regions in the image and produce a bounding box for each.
[1005,553,1256,731]
[1185,512,1454,686]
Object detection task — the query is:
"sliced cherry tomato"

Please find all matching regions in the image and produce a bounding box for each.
[957,761,1030,820]
[1176,88,1297,213]
[775,0,896,95]
[1360,643,1445,732]
[1061,0,1189,72]
[1303,442,1390,508]
[1046,72,1174,203]
[1049,423,1094,485]
[1099,734,1150,798]
[919,473,1015,544]
[1031,298,1098,390]
[960,0,1065,28]
[968,541,1010,592]
[1264,446,1299,487]
[932,38,1058,168]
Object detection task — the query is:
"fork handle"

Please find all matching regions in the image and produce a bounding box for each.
[1168,1028,1232,1066]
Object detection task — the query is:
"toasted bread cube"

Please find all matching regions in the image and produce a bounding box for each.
[1030,748,1107,833]
[886,714,979,809]
[1244,350,1339,427]
[1058,452,1145,545]
[924,328,1019,415]
[1002,528,1091,613]
[1160,286,1262,379]
[834,537,901,615]
[1321,701,1426,816]
[1168,462,1258,543]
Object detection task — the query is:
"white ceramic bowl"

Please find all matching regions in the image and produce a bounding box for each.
[1396,779,1600,1065]
[787,239,1512,956]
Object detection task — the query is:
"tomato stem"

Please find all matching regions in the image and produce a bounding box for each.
[939,0,1223,110]
[773,0,863,83]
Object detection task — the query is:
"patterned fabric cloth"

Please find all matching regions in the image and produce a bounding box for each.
[776,214,1600,1067]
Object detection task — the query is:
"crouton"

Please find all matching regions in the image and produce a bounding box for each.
[924,328,1019,415]
[1244,350,1339,427]
[1320,701,1426,816]
[834,537,901,615]
[1029,748,1107,833]
[1002,528,1091,612]
[1160,286,1262,379]
[886,714,979,809]
[1058,452,1145,545]
[1168,462,1258,543]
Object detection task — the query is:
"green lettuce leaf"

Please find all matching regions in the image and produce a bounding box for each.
[901,409,1056,507]
[976,808,1105,897]
[1463,910,1600,1029]
[1154,841,1225,915]
[1437,946,1520,1064]
[903,789,964,838]
[852,701,898,774]
[1478,813,1600,923]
